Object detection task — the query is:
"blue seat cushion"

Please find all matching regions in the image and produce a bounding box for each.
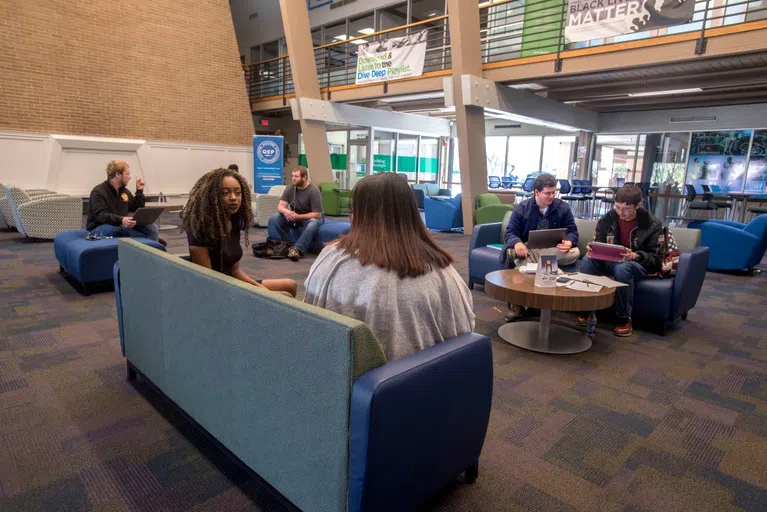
[54,229,88,268]
[469,247,505,284]
[64,236,165,283]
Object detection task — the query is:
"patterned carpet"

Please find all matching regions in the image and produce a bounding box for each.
[1,213,766,512]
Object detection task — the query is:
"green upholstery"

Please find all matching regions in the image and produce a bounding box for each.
[319,182,351,216]
[117,239,386,512]
[475,194,514,225]
[476,193,501,208]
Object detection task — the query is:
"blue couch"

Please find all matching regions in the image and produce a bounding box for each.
[54,229,165,294]
[425,194,463,231]
[688,215,767,271]
[113,239,493,512]
[468,216,710,333]
[267,218,350,253]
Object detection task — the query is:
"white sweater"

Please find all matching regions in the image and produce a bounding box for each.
[304,244,475,361]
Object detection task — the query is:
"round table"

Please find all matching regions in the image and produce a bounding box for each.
[485,270,615,354]
[146,199,187,231]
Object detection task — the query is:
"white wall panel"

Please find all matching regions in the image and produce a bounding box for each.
[0,131,253,197]
[0,132,48,189]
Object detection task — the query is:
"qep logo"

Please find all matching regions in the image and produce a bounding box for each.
[257,140,280,165]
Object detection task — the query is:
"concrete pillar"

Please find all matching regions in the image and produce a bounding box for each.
[576,131,594,180]
[279,0,333,184]
[447,0,488,235]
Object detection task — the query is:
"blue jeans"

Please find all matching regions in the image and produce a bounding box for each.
[579,257,646,320]
[89,223,159,242]
[268,213,324,254]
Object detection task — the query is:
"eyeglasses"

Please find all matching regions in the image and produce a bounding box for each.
[614,205,636,213]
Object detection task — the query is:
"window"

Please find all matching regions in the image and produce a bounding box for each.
[397,134,418,182]
[485,137,507,177]
[377,2,407,38]
[418,136,439,184]
[592,135,640,187]
[541,136,576,180]
[373,131,396,173]
[507,137,542,179]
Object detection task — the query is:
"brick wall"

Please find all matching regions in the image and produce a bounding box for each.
[0,0,254,146]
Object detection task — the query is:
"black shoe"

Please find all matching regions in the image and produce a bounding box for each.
[505,305,525,322]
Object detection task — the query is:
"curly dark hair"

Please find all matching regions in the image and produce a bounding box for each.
[180,169,252,267]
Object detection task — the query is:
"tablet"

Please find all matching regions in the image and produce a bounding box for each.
[527,228,567,250]
[589,242,626,262]
[130,206,165,226]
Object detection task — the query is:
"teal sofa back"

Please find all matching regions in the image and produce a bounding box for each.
[116,239,386,512]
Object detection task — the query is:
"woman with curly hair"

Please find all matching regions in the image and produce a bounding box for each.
[181,168,296,297]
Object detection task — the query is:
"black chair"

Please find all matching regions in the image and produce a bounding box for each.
[701,184,733,212]
[681,184,718,222]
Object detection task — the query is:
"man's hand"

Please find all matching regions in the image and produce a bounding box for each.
[586,243,593,257]
[623,250,638,261]
[122,216,136,228]
[283,209,296,222]
[557,239,573,253]
[135,177,145,191]
[514,242,528,259]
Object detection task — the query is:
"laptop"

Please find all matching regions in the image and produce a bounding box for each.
[526,228,566,250]
[130,207,165,226]
[589,242,627,262]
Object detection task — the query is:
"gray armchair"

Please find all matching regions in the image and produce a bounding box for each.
[4,186,82,239]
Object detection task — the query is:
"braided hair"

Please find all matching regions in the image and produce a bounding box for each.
[180,169,253,269]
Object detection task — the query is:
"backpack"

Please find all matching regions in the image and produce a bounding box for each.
[252,237,293,259]
[658,226,680,277]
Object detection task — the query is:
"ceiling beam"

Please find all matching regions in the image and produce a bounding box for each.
[544,68,767,101]
[445,74,598,132]
[289,98,451,136]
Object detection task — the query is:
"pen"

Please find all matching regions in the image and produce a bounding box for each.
[493,306,503,314]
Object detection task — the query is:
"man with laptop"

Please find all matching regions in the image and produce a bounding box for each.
[86,160,167,245]
[577,184,663,337]
[501,173,579,321]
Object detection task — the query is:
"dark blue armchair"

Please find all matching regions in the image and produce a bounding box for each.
[425,194,463,231]
[688,215,767,271]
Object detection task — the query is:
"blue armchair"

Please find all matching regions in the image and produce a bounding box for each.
[688,215,767,271]
[425,194,463,231]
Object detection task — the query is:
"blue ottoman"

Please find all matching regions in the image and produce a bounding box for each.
[268,219,351,253]
[54,229,166,294]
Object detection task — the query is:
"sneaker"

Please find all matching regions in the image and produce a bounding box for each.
[505,304,525,322]
[576,316,587,327]
[287,247,301,262]
[613,319,633,337]
[158,237,168,247]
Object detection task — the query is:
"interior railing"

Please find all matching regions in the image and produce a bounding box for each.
[244,0,767,101]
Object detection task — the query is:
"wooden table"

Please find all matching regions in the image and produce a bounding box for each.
[485,270,615,354]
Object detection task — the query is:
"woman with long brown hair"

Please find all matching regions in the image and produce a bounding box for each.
[304,173,474,360]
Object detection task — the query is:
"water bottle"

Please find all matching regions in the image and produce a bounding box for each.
[586,311,597,338]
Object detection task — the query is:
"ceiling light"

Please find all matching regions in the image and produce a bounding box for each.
[333,34,348,41]
[357,28,375,35]
[427,11,438,17]
[628,88,702,97]
[351,38,368,45]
